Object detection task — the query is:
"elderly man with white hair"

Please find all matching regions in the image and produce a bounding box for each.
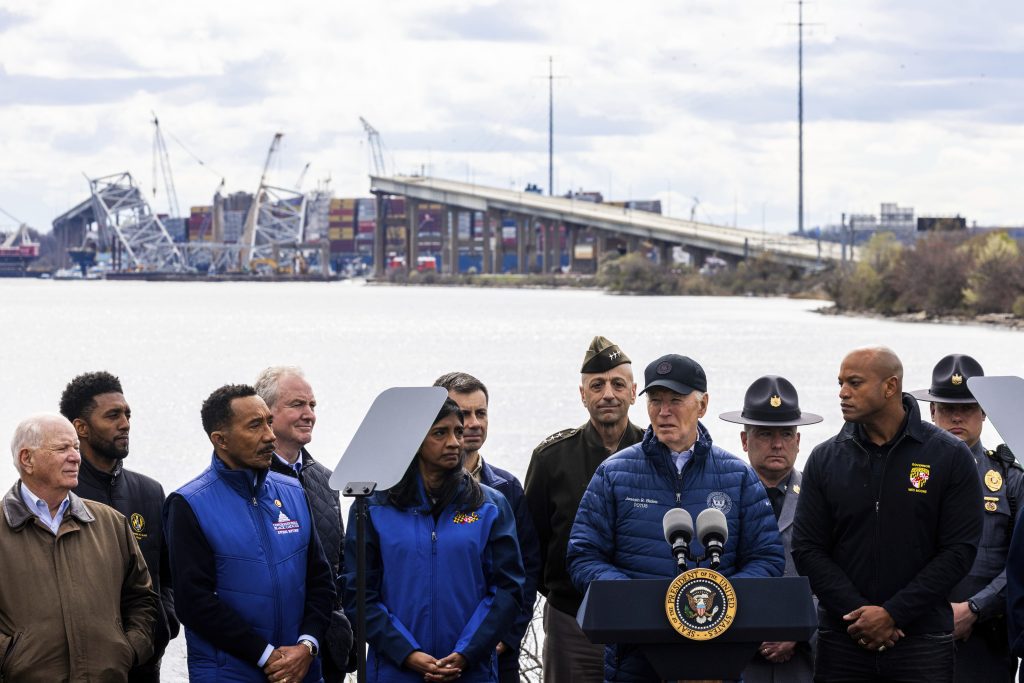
[1,413,157,681]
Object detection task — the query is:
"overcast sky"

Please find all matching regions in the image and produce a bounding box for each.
[1,0,1022,235]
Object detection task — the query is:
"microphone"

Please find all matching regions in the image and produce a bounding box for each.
[662,508,694,574]
[696,508,728,570]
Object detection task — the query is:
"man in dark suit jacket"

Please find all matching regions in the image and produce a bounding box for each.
[721,374,822,683]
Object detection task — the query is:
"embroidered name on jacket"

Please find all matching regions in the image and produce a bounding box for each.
[908,463,931,493]
[273,511,301,534]
[453,511,480,524]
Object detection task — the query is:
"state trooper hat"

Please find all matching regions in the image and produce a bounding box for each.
[719,375,823,427]
[639,354,707,396]
[581,336,631,374]
[910,353,984,404]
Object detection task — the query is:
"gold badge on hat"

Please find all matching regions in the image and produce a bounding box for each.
[985,470,1003,492]
[770,395,782,408]
[951,373,963,386]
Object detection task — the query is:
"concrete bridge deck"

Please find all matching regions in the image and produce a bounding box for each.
[370,175,857,273]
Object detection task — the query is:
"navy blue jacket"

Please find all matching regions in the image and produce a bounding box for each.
[343,475,525,682]
[479,460,540,674]
[568,423,785,682]
[165,455,335,682]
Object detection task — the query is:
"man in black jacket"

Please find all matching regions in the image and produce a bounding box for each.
[792,347,983,682]
[60,371,178,683]
[255,366,353,681]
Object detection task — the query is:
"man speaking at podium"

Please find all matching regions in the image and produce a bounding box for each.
[567,353,785,682]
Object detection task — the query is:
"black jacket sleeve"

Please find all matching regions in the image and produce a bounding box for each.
[301,511,337,643]
[164,494,270,664]
[882,441,983,626]
[791,447,871,618]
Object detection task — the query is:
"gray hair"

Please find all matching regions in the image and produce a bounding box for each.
[254,366,306,408]
[10,413,73,472]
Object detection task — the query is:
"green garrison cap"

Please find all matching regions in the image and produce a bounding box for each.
[581,336,631,374]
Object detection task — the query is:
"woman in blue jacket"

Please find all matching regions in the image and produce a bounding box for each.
[344,398,525,683]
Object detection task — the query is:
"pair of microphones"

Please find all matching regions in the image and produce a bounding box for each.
[662,507,728,573]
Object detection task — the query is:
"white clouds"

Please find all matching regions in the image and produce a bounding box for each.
[0,0,1021,235]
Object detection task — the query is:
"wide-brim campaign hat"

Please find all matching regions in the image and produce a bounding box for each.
[719,375,823,427]
[910,353,984,404]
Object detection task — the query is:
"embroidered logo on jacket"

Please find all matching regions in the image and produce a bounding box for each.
[273,511,300,534]
[453,511,480,524]
[130,513,147,540]
[908,464,930,493]
[706,492,733,514]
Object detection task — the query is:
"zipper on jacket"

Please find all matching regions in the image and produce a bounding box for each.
[853,432,906,600]
[431,518,439,659]
[252,487,284,644]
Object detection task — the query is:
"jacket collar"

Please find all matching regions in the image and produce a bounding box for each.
[78,454,123,488]
[778,469,802,532]
[479,458,507,488]
[641,420,714,462]
[837,393,924,446]
[3,481,94,530]
[582,419,644,454]
[211,453,269,498]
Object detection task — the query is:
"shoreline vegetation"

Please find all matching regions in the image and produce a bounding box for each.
[383,231,1024,330]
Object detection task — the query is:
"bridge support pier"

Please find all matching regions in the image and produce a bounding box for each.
[657,241,672,266]
[482,211,493,274]
[373,192,386,278]
[447,207,459,275]
[406,201,419,272]
[515,216,527,274]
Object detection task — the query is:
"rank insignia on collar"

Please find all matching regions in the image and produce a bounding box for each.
[792,484,800,494]
[770,395,782,408]
[985,470,1003,492]
[952,373,963,385]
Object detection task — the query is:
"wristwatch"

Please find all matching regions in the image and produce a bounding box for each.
[299,639,318,656]
[967,599,981,616]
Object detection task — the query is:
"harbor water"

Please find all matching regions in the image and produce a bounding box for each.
[1,279,1021,679]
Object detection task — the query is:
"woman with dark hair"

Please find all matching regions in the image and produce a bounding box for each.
[343,398,525,682]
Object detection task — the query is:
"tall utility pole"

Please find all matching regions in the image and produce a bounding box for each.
[548,56,554,196]
[797,0,805,235]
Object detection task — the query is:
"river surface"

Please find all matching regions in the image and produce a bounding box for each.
[1,279,1020,679]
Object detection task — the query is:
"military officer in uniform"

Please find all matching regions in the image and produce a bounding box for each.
[911,353,1023,682]
[721,375,821,683]
[524,335,644,683]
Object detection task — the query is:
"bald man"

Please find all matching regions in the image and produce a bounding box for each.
[792,347,983,683]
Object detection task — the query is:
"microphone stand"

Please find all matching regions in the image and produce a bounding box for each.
[343,481,377,683]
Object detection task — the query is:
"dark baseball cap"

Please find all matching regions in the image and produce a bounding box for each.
[640,354,707,396]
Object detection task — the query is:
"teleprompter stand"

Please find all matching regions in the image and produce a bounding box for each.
[331,386,450,683]
[577,577,816,681]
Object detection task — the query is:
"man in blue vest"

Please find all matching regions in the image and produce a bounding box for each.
[165,384,335,682]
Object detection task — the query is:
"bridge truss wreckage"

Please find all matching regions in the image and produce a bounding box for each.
[88,172,187,272]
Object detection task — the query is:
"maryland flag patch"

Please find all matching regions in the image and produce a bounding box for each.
[908,463,931,494]
[453,511,480,525]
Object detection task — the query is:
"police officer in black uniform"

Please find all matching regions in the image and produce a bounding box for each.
[524,336,644,683]
[911,353,1023,682]
[60,371,178,683]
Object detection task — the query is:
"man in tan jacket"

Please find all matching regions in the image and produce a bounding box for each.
[0,413,157,681]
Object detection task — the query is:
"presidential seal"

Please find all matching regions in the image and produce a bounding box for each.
[665,568,737,641]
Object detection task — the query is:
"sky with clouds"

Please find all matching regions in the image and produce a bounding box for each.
[0,0,1022,235]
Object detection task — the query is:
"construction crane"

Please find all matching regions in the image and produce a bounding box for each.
[151,113,182,218]
[294,161,311,191]
[241,132,283,253]
[359,117,387,176]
